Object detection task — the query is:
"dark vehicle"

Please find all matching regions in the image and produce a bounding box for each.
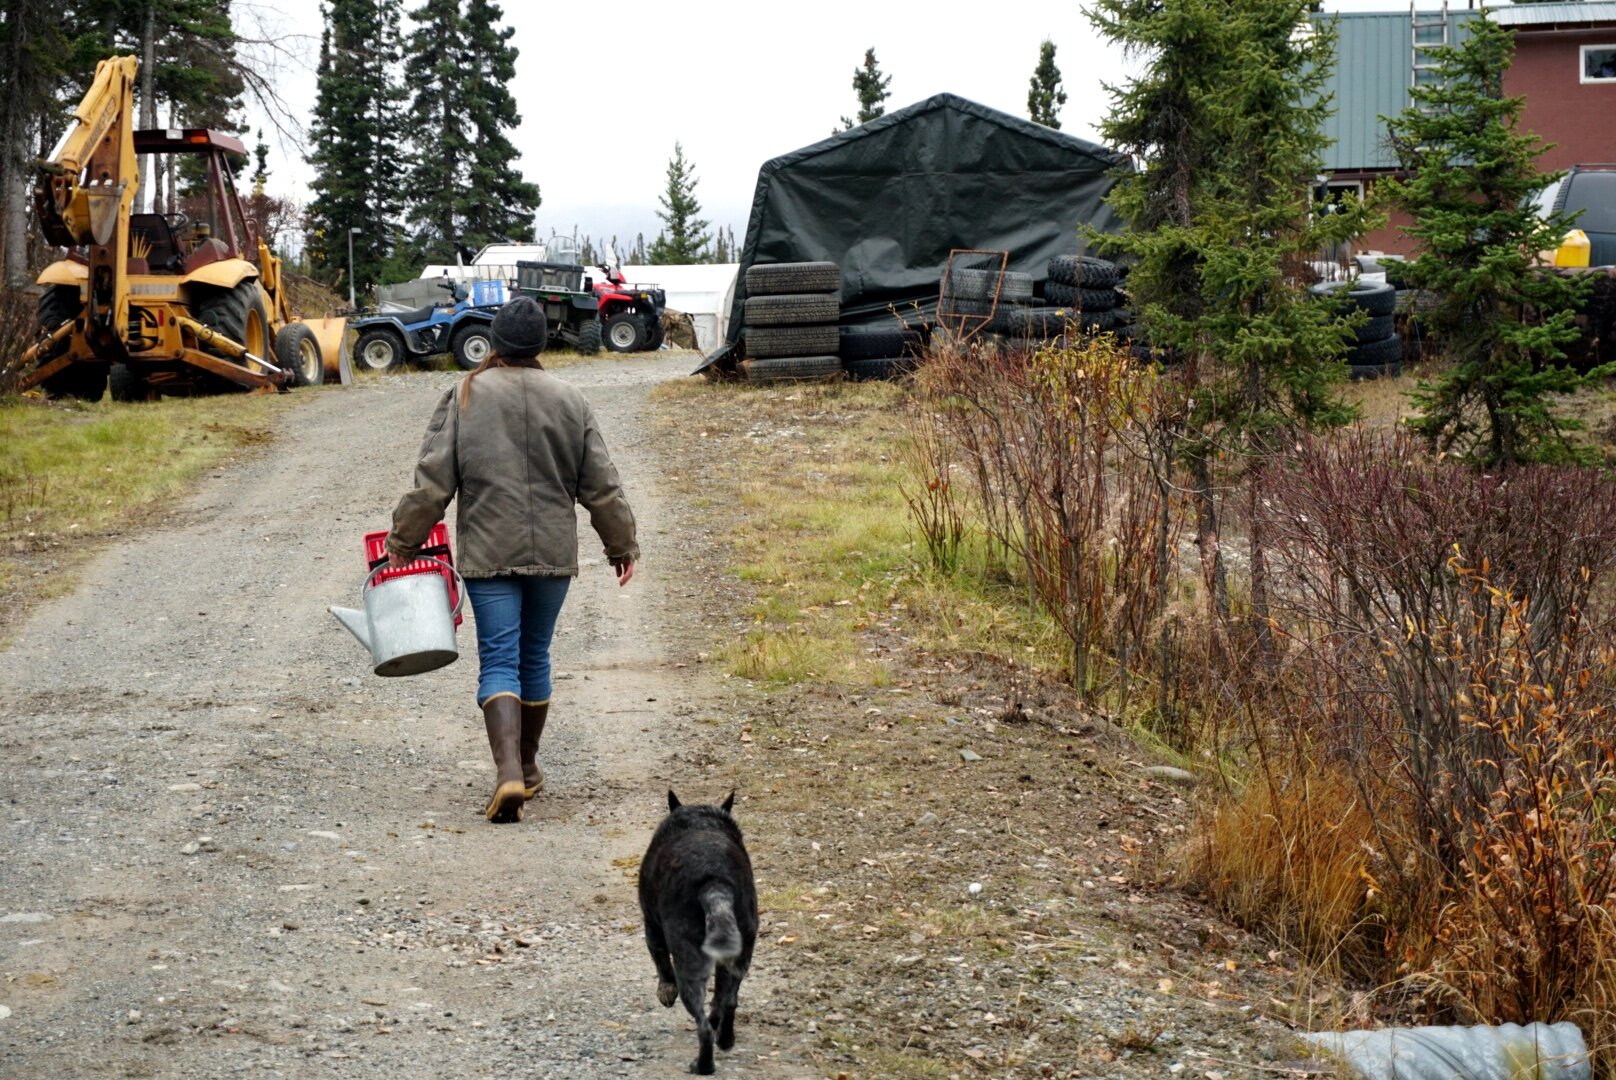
[1535,164,1616,267]
[512,261,603,355]
[351,278,506,373]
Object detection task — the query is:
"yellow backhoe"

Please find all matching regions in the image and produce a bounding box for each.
[17,55,350,400]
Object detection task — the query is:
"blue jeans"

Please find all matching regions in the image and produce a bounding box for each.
[463,575,571,706]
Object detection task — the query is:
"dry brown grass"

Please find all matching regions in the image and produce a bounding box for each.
[1184,767,1381,981]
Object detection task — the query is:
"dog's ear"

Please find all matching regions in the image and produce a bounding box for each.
[722,789,736,814]
[667,789,681,812]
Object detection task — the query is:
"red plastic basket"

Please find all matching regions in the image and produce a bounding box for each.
[364,523,462,627]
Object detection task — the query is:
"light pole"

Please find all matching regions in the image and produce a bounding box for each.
[347,226,362,311]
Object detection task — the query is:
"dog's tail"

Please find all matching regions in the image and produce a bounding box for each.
[699,883,742,964]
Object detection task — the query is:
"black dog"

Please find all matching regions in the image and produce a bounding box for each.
[638,789,758,1075]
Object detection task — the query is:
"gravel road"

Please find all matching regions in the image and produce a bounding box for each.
[0,355,813,1078]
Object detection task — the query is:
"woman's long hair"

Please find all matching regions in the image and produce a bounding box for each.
[460,351,542,407]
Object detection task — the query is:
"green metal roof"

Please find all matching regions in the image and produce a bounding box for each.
[1320,13,1412,170]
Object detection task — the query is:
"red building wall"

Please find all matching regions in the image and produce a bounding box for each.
[1504,28,1616,172]
[1329,174,1419,257]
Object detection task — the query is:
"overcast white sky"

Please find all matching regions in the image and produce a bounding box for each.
[236,0,1454,255]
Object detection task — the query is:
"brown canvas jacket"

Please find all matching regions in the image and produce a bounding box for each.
[386,367,639,577]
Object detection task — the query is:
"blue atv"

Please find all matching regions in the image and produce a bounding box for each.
[351,278,508,373]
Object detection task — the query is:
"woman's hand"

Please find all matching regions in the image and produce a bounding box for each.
[613,558,635,587]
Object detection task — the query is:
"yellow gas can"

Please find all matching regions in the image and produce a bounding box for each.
[1554,228,1592,268]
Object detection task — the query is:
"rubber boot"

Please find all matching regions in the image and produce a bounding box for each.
[520,699,549,799]
[482,694,525,823]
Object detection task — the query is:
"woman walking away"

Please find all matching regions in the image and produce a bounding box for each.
[385,296,638,823]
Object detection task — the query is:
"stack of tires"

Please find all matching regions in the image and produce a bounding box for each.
[939,266,1037,338]
[967,254,1142,350]
[1043,255,1123,337]
[1309,278,1401,379]
[741,261,843,381]
[838,324,926,380]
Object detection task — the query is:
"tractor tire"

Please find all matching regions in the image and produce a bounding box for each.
[355,327,406,373]
[1354,314,1396,345]
[948,268,1034,303]
[1081,287,1119,311]
[108,363,153,403]
[839,326,918,361]
[844,356,917,381]
[1047,254,1119,288]
[1004,306,1076,340]
[1042,283,1118,311]
[741,355,844,381]
[646,316,666,350]
[743,294,840,326]
[1349,359,1403,381]
[1310,278,1397,317]
[575,318,603,356]
[451,322,495,370]
[745,261,841,296]
[275,322,324,387]
[35,285,107,401]
[639,312,663,350]
[605,312,645,352]
[1347,333,1403,369]
[1080,308,1120,333]
[195,281,271,377]
[745,324,840,359]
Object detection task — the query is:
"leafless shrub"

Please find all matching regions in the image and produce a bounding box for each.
[898,398,966,575]
[913,333,1183,706]
[1406,575,1616,1047]
[1191,431,1616,1056]
[1255,430,1616,862]
[0,284,40,396]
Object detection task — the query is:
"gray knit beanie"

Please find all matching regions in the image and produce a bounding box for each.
[489,296,548,358]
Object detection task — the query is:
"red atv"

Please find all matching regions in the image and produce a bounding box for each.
[591,263,667,352]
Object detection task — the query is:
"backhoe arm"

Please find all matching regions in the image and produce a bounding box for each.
[33,54,138,349]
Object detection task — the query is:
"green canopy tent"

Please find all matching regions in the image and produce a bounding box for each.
[703,92,1129,372]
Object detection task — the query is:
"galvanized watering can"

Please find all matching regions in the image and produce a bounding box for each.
[329,559,465,677]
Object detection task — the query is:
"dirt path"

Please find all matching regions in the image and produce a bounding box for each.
[0,355,814,1078]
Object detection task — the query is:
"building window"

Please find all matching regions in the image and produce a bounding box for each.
[1583,45,1616,83]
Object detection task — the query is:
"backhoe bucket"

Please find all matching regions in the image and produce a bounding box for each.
[299,317,353,385]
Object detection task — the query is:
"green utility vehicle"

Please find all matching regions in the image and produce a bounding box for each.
[513,260,603,355]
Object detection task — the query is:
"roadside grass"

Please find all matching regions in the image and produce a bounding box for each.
[649,377,1066,690]
[0,390,292,639]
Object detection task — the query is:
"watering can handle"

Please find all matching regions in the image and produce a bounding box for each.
[363,557,467,618]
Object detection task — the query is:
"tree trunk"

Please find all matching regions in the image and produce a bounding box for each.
[1152,433,1179,744]
[165,104,177,215]
[138,4,159,213]
[1,0,34,283]
[1187,444,1230,623]
[1247,461,1276,673]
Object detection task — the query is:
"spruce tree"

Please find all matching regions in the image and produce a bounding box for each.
[401,0,469,262]
[647,142,711,264]
[250,129,269,195]
[1381,11,1599,465]
[1090,0,1376,616]
[458,0,540,247]
[839,48,891,130]
[307,0,407,295]
[1027,39,1067,129]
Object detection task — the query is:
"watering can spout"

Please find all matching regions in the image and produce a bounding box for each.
[329,605,371,650]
